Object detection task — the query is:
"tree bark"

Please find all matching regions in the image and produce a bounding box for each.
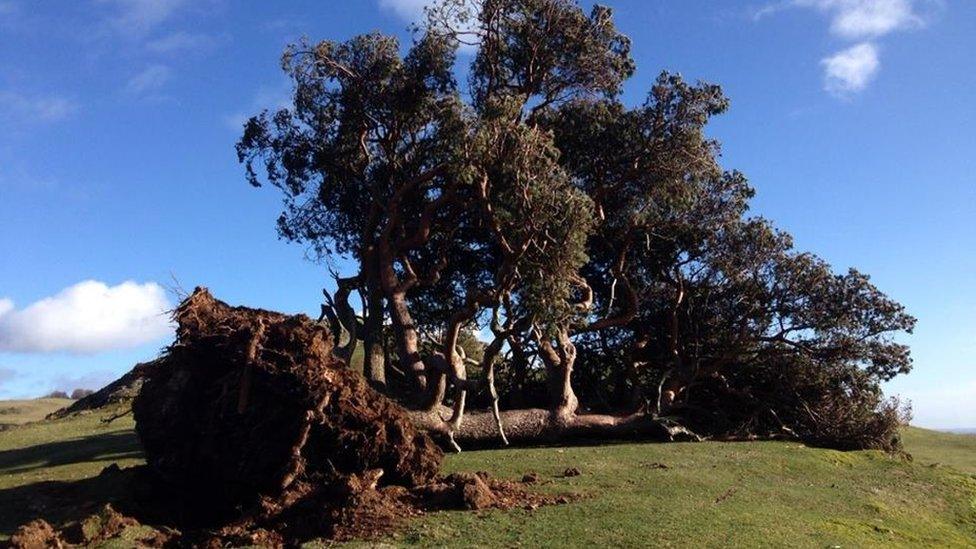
[387,291,427,387]
[537,327,579,420]
[362,271,386,389]
[332,276,360,372]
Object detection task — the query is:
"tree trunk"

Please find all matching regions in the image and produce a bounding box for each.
[387,291,426,390]
[537,327,579,420]
[507,334,530,408]
[362,274,386,389]
[409,407,699,448]
[333,276,361,373]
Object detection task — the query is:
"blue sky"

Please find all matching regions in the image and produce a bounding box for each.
[0,0,972,428]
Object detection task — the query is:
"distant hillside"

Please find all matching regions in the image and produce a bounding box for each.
[46,362,153,420]
[0,398,73,428]
[902,426,976,474]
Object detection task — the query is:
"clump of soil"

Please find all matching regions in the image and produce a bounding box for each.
[8,519,63,549]
[6,502,173,549]
[521,471,540,484]
[20,287,567,547]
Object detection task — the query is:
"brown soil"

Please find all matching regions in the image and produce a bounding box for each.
[4,288,571,548]
[7,520,63,549]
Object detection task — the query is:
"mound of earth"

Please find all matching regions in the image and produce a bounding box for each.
[4,288,569,547]
[134,287,444,541]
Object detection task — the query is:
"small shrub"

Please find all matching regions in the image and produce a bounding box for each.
[70,388,95,400]
[679,359,908,452]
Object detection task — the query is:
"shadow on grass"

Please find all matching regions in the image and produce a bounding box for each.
[0,467,141,536]
[0,431,142,475]
[0,431,146,536]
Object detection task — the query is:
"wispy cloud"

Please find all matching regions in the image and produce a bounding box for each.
[794,0,926,39]
[754,0,937,97]
[224,84,292,131]
[98,0,187,36]
[146,31,217,54]
[379,0,430,21]
[378,0,480,52]
[821,42,880,96]
[0,280,173,355]
[125,64,173,95]
[0,91,77,123]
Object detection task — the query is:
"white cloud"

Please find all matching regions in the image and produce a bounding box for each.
[0,280,173,354]
[125,64,173,95]
[0,91,76,123]
[795,0,925,39]
[378,0,480,53]
[146,31,217,54]
[99,0,187,36]
[821,42,880,95]
[224,84,292,131]
[379,0,430,21]
[756,0,932,37]
[755,0,936,97]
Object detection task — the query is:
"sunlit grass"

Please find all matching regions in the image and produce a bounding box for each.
[1,405,974,547]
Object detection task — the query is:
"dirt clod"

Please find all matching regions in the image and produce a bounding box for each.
[60,505,138,546]
[563,467,582,477]
[8,519,63,549]
[454,472,496,510]
[521,472,540,484]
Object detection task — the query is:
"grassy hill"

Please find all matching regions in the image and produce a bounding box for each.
[902,426,976,475]
[0,404,974,547]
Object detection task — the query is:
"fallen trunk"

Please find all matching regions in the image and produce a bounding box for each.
[411,407,700,449]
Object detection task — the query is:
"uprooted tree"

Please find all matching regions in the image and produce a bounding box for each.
[237,0,914,451]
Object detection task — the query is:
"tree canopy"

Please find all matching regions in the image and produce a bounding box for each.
[238,0,914,451]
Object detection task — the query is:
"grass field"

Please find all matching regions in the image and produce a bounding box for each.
[902,426,976,475]
[0,403,974,548]
[0,399,73,427]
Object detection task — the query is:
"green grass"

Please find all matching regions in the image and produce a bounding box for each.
[1,405,974,548]
[902,426,976,474]
[0,398,73,426]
